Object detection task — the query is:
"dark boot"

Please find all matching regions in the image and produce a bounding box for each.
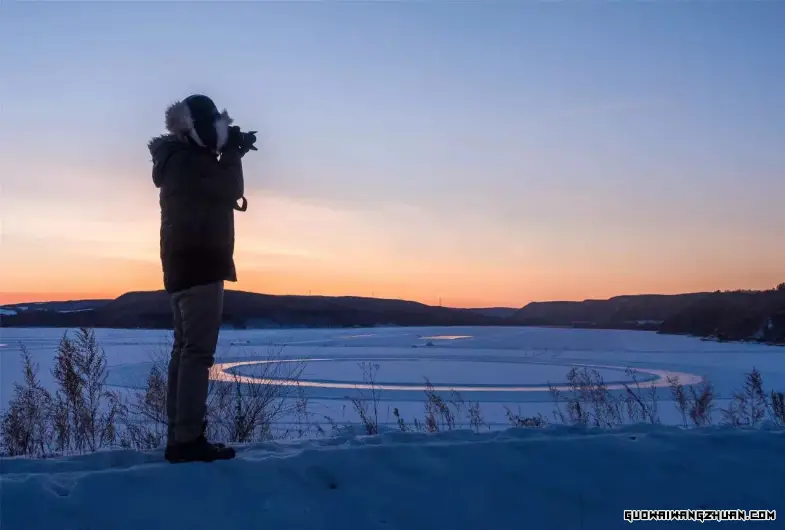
[165,436,235,464]
[165,421,225,461]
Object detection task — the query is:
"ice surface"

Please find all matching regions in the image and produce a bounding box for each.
[2,326,784,427]
[227,357,648,386]
[1,425,782,530]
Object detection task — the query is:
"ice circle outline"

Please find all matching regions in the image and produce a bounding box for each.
[209,358,703,392]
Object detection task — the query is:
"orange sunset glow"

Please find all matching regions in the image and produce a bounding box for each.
[2,175,782,308]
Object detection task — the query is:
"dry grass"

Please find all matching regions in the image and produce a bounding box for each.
[548,367,662,427]
[0,330,319,456]
[352,366,489,434]
[2,329,784,459]
[719,368,785,427]
[120,363,168,450]
[1,329,123,457]
[504,407,547,428]
[1,346,55,457]
[206,346,311,443]
[120,343,316,448]
[348,362,382,435]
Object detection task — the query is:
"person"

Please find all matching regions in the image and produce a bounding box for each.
[147,94,251,463]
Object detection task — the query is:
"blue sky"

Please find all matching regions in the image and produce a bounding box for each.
[1,2,783,306]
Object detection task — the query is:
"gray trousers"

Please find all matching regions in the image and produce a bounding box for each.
[167,281,224,444]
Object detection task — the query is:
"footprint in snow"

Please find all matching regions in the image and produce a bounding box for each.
[306,465,339,490]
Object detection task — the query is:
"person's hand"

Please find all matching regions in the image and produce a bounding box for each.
[224,126,257,156]
[224,126,243,153]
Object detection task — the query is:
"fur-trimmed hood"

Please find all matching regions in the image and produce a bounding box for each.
[164,99,234,137]
[148,99,233,188]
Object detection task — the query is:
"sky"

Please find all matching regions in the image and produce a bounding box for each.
[1,2,784,308]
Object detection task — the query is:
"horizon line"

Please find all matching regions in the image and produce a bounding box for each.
[0,286,770,311]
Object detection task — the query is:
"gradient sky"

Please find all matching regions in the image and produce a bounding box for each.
[1,2,783,308]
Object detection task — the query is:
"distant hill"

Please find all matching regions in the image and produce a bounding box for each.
[2,287,783,344]
[510,293,712,330]
[466,307,519,319]
[0,290,505,329]
[510,288,785,344]
[0,299,111,315]
[659,288,785,343]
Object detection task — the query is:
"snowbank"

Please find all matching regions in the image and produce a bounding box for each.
[1,425,782,530]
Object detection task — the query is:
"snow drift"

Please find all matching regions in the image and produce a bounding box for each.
[1,425,782,530]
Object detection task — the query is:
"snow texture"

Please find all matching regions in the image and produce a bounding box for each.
[1,425,782,530]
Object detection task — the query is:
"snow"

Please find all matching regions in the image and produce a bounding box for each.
[1,424,782,530]
[0,308,18,316]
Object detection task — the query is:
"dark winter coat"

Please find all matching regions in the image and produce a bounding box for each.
[148,101,246,294]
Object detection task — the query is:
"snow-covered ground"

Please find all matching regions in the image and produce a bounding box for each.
[1,425,782,530]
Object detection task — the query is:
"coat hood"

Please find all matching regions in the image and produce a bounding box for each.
[148,134,188,188]
[148,99,232,188]
[165,99,197,136]
[164,99,233,148]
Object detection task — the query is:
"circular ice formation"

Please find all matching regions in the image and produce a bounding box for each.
[209,358,703,392]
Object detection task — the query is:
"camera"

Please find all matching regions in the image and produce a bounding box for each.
[239,130,258,152]
[225,125,258,154]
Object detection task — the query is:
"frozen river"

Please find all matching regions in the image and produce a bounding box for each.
[2,326,784,427]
